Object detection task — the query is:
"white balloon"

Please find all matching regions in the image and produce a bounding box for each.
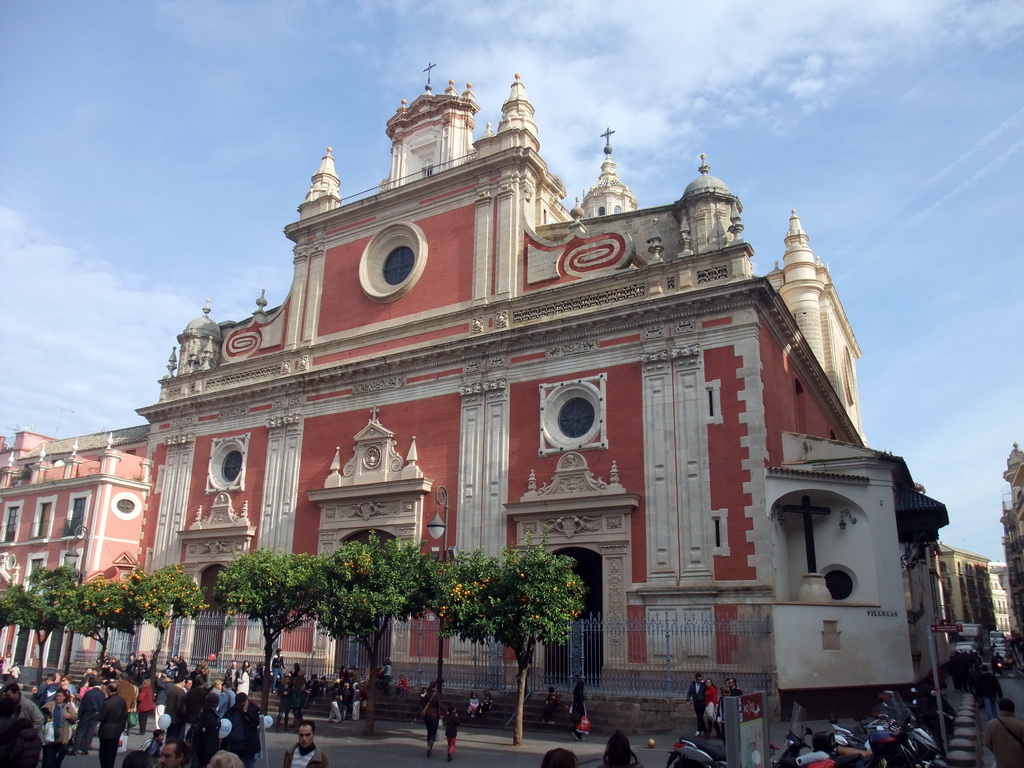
[263,715,274,728]
[219,718,232,738]
[157,713,171,730]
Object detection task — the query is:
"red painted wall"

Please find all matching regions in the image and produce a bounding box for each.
[317,205,476,337]
[705,345,756,581]
[294,394,464,554]
[759,322,845,465]
[506,362,648,583]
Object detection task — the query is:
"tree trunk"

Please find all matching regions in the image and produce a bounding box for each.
[362,632,382,737]
[511,636,537,746]
[260,629,276,714]
[34,630,49,685]
[149,627,166,686]
[513,657,530,745]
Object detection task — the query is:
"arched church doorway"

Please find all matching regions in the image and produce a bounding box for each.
[195,564,227,660]
[343,529,397,544]
[544,546,603,687]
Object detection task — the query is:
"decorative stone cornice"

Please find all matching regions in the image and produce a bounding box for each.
[639,345,700,365]
[165,433,195,446]
[459,378,507,396]
[266,413,302,429]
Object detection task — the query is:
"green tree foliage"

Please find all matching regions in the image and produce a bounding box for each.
[67,577,141,669]
[439,542,585,745]
[127,564,206,682]
[5,567,79,683]
[214,550,321,712]
[313,534,436,736]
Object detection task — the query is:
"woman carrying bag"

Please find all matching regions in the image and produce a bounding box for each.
[703,678,719,738]
[41,688,78,768]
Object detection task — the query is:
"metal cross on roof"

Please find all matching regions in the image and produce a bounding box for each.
[601,126,615,147]
[424,62,436,91]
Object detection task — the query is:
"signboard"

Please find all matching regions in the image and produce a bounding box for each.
[931,623,963,633]
[724,692,768,768]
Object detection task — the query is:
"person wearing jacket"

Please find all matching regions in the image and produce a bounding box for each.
[190,692,223,768]
[684,673,706,736]
[69,676,103,755]
[137,678,156,735]
[983,697,1024,768]
[10,715,42,768]
[97,682,128,768]
[703,678,720,738]
[283,720,329,768]
[222,693,261,768]
[41,688,78,768]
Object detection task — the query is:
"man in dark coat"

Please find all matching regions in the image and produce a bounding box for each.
[181,679,207,738]
[68,677,103,755]
[190,691,223,768]
[96,682,128,768]
[223,693,262,768]
[685,672,707,736]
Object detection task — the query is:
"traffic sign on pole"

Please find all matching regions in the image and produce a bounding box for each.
[931,623,962,633]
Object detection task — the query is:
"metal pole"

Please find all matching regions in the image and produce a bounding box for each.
[928,632,949,752]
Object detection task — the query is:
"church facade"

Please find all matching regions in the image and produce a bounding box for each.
[137,75,946,711]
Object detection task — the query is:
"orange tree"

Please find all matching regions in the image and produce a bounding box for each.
[66,577,140,671]
[127,564,206,682]
[312,534,435,736]
[4,566,79,683]
[439,542,585,745]
[214,550,321,713]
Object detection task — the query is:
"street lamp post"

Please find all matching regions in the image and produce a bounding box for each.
[426,485,448,695]
[61,525,88,675]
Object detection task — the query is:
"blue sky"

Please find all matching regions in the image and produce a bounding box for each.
[1,0,1021,560]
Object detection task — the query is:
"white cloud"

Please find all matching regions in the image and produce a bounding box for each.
[0,207,189,437]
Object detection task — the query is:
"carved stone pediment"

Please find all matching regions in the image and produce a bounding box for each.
[506,452,639,545]
[322,412,425,489]
[309,411,432,550]
[179,492,256,563]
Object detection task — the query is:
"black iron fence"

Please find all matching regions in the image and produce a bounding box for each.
[98,609,773,698]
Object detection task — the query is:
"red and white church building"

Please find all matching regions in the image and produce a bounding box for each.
[62,74,946,711]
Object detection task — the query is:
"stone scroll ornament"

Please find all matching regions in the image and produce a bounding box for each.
[223,327,263,359]
[525,231,631,283]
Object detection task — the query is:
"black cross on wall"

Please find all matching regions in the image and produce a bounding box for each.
[781,495,832,573]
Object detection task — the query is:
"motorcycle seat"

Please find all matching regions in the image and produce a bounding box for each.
[686,737,728,762]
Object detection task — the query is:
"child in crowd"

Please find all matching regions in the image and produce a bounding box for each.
[443,705,460,762]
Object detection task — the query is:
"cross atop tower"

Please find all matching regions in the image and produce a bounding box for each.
[370,405,380,422]
[601,126,615,146]
[424,62,436,92]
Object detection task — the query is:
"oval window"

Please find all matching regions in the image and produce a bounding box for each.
[558,397,595,439]
[222,451,243,483]
[383,246,415,286]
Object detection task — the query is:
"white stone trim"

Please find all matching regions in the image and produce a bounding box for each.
[358,222,428,303]
[110,491,142,521]
[206,433,250,493]
[538,373,607,456]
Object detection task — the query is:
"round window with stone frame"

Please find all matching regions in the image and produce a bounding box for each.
[539,377,606,454]
[208,437,248,492]
[110,492,142,521]
[359,222,428,302]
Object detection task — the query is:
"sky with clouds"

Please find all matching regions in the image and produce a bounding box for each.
[1,0,1021,560]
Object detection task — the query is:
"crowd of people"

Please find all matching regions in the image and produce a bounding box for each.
[683,671,743,739]
[0,650,330,768]
[1,655,675,768]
